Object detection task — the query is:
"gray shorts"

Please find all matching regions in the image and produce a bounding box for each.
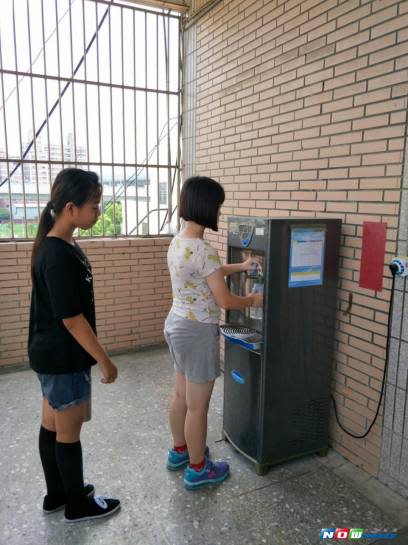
[164,311,220,384]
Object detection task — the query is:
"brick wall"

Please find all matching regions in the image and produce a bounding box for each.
[0,238,172,368]
[193,0,408,475]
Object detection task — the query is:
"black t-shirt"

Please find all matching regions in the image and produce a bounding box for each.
[28,236,97,374]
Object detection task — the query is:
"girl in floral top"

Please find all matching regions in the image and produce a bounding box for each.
[164,176,263,489]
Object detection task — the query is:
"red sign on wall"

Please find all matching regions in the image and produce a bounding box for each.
[359,222,387,292]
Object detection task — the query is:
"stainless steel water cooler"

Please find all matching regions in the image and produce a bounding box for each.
[222,216,341,475]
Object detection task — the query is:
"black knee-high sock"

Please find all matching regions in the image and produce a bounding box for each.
[39,426,64,498]
[55,441,85,506]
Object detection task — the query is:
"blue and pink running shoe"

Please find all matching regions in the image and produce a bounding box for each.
[167,446,210,471]
[184,458,230,490]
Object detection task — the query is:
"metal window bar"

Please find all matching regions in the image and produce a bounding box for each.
[82,0,93,236]
[0,158,178,168]
[26,0,41,229]
[144,10,149,236]
[0,30,14,238]
[0,68,181,97]
[69,0,78,165]
[121,6,128,237]
[156,14,159,236]
[107,4,116,236]
[40,0,53,196]
[95,0,105,235]
[12,0,28,238]
[82,0,90,169]
[164,13,172,234]
[133,9,139,236]
[176,16,182,232]
[0,0,181,240]
[54,0,65,169]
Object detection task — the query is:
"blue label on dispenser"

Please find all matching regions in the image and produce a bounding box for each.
[231,370,245,385]
[289,228,325,288]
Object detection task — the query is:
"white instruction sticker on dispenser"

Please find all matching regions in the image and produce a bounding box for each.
[289,227,325,288]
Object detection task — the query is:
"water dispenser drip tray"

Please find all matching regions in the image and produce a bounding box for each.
[220,325,263,352]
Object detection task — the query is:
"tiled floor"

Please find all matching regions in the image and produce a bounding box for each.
[0,347,406,545]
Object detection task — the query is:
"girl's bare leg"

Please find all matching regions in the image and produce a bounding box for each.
[169,371,187,446]
[185,380,214,464]
[54,402,84,443]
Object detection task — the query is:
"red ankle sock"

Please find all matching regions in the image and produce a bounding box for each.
[174,444,187,453]
[189,459,205,472]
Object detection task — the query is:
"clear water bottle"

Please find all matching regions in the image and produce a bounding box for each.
[250,281,264,320]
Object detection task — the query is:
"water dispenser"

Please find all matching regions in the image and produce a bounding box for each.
[222,216,342,475]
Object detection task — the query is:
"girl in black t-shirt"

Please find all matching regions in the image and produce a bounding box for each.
[29,168,120,522]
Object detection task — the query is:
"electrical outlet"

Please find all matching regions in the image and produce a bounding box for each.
[389,257,408,277]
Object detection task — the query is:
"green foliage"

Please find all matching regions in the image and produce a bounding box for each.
[80,202,122,237]
[0,223,38,238]
[0,203,122,239]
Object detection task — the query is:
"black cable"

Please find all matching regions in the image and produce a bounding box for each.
[331,270,396,439]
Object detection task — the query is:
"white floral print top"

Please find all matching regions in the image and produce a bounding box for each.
[167,234,222,323]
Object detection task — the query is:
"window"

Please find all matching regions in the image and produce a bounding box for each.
[0,0,181,239]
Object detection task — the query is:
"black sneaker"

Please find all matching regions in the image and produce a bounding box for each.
[43,484,95,514]
[64,495,121,523]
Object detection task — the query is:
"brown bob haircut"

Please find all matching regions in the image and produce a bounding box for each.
[179,176,225,231]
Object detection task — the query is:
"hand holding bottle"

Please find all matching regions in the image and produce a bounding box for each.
[241,257,260,274]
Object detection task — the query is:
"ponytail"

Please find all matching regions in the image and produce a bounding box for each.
[30,168,101,282]
[31,203,55,281]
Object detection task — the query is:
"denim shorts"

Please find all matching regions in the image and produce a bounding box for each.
[37,369,92,411]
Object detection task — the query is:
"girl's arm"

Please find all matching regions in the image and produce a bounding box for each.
[221,263,245,276]
[221,257,259,276]
[62,314,117,383]
[206,269,263,310]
